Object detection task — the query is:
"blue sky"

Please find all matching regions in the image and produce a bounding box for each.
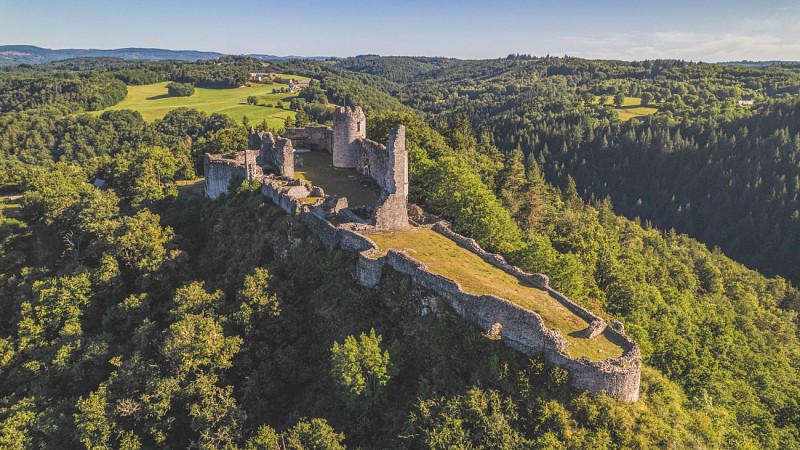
[2,0,799,61]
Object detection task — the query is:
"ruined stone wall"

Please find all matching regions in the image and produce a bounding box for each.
[251,130,295,178]
[332,106,366,168]
[285,126,333,152]
[257,132,276,162]
[374,126,409,230]
[273,138,295,179]
[431,222,605,332]
[355,139,389,189]
[356,244,641,402]
[204,153,248,200]
[204,154,640,400]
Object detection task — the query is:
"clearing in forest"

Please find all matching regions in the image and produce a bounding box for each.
[98,74,312,127]
[597,96,659,121]
[366,227,625,361]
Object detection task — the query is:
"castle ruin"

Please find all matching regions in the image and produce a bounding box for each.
[203,106,641,402]
[211,106,408,230]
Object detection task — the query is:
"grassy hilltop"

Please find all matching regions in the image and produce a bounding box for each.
[99,75,312,127]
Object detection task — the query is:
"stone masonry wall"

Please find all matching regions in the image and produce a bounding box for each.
[204,153,249,200]
[273,138,295,179]
[355,139,389,190]
[250,130,295,178]
[285,126,333,152]
[355,235,641,402]
[432,222,606,333]
[374,126,409,230]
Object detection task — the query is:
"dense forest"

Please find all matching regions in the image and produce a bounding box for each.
[297,55,800,282]
[0,56,799,448]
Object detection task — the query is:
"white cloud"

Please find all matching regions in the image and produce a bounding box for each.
[560,30,800,62]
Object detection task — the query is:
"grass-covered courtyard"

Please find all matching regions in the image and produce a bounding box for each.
[295,151,379,207]
[366,227,625,361]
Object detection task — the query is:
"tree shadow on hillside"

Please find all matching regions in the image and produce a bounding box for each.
[146,94,172,100]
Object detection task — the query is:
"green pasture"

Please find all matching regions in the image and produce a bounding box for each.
[596,96,659,121]
[98,74,313,128]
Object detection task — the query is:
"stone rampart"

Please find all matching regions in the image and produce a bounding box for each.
[300,210,341,250]
[358,244,640,402]
[431,222,604,329]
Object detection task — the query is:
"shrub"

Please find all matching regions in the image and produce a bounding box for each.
[166,82,195,97]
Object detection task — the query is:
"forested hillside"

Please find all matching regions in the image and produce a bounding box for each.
[1,57,800,449]
[309,55,800,282]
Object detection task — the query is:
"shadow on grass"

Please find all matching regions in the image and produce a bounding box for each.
[569,329,589,339]
[618,104,656,110]
[146,94,172,100]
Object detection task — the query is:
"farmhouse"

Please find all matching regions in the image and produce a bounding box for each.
[248,71,277,82]
[288,79,310,93]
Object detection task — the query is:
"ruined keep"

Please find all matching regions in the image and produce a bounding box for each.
[332,106,366,168]
[202,106,640,401]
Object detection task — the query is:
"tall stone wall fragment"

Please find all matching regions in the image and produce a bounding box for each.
[374,126,409,230]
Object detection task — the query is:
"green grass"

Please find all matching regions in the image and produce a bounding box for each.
[299,197,323,205]
[366,228,625,361]
[97,74,312,128]
[176,178,206,195]
[596,96,659,121]
[295,151,379,207]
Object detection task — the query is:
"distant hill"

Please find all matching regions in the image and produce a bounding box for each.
[0,45,331,66]
[715,60,799,68]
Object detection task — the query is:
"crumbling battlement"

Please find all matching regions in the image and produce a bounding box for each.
[354,222,641,402]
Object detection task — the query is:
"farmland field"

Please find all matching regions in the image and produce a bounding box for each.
[97,74,313,127]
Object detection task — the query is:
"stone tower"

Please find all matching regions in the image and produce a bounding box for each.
[375,125,409,230]
[332,106,366,168]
